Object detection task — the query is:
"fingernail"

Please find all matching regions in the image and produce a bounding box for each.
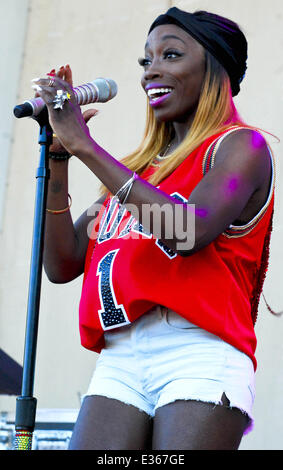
[31,84,42,92]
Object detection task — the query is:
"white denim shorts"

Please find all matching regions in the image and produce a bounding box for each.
[85,305,255,435]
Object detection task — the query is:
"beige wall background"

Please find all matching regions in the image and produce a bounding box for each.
[0,0,282,450]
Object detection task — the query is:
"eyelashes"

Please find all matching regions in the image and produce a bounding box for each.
[138,57,146,66]
[138,50,183,68]
[138,57,150,67]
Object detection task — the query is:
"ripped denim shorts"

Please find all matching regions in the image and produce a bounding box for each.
[84,305,255,435]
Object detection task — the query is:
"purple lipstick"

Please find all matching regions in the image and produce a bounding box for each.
[146,83,173,107]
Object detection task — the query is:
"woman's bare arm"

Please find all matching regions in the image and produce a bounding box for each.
[74,128,271,256]
[43,158,106,283]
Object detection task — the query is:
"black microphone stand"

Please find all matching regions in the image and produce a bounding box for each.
[13,108,52,450]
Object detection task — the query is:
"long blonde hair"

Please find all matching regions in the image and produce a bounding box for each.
[99,51,246,195]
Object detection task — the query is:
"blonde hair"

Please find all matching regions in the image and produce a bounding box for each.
[99,51,246,196]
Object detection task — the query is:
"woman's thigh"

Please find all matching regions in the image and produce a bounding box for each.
[152,394,248,450]
[68,395,153,450]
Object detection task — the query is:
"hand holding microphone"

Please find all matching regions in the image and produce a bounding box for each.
[45,65,99,155]
[16,65,117,156]
[14,65,118,118]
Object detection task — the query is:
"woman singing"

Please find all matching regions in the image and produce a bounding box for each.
[34,7,275,449]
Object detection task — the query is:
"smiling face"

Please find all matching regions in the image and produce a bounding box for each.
[140,24,206,125]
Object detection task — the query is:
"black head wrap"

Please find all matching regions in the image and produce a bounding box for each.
[148,7,248,97]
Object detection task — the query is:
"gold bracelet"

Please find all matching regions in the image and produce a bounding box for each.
[46,194,72,214]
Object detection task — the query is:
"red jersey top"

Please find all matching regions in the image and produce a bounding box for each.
[79,126,275,370]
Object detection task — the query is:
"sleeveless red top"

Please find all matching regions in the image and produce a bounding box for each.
[79,126,275,370]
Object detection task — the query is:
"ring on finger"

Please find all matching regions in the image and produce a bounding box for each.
[53,89,71,110]
[48,77,55,87]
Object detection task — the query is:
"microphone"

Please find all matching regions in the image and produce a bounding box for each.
[13,77,118,118]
